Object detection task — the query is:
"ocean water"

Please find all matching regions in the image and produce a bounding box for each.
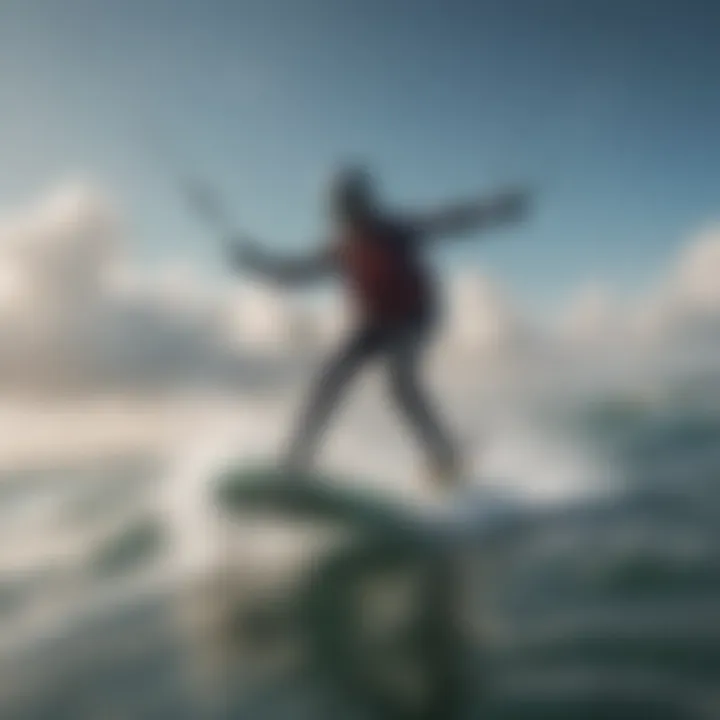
[0,388,719,720]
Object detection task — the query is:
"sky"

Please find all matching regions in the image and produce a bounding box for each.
[2,0,720,310]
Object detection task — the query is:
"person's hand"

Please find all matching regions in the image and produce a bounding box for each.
[491,187,531,225]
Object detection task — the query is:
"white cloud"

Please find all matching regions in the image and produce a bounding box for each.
[559,283,625,347]
[439,271,542,385]
[447,272,520,352]
[672,226,720,310]
[627,227,720,372]
[0,181,300,395]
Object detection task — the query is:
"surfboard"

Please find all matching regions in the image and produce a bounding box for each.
[213,463,426,542]
[212,462,535,554]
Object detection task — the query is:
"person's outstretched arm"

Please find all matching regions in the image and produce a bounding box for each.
[414,186,531,241]
[228,238,335,286]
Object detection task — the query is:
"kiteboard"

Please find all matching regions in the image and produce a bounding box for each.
[212,461,534,550]
[213,463,428,544]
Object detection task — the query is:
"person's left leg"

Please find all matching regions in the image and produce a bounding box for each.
[385,323,461,487]
[283,325,384,472]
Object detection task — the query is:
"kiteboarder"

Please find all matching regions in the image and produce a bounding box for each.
[231,166,530,487]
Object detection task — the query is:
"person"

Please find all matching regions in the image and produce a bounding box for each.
[230,166,530,488]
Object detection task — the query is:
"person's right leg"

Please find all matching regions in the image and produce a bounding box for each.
[284,326,382,471]
[385,324,461,488]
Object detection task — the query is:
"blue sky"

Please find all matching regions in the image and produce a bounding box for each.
[1,0,719,309]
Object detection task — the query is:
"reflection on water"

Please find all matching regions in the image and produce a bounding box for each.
[0,401,719,719]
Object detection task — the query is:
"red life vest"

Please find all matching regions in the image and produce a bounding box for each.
[334,220,432,326]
